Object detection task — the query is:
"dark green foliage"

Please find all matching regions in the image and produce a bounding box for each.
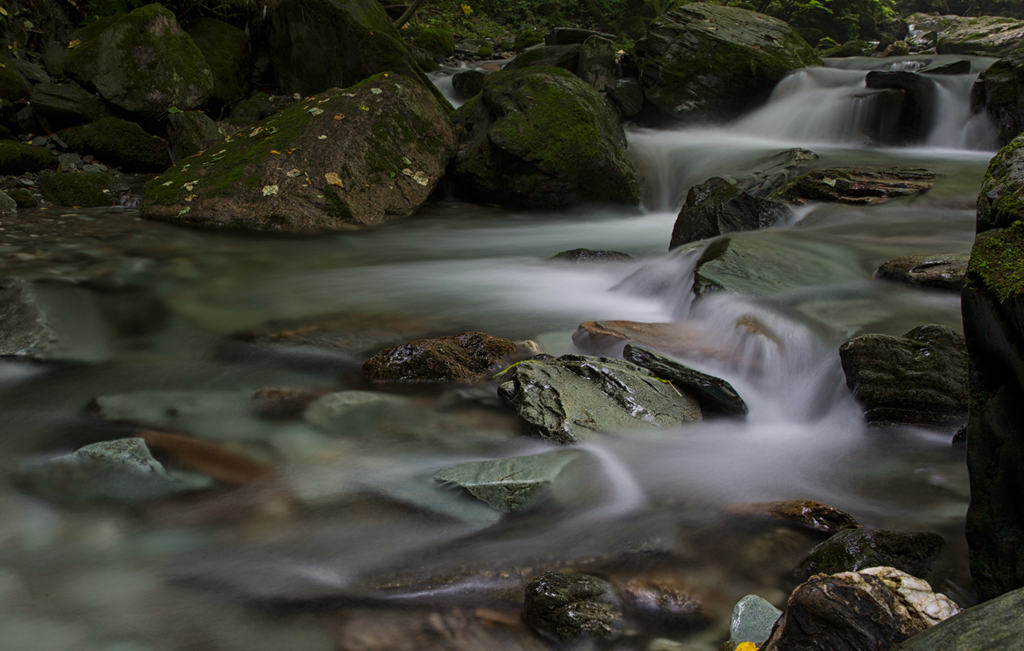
[755,0,897,43]
[38,170,113,207]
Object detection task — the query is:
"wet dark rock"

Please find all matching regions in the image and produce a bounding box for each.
[60,117,171,172]
[522,571,625,642]
[185,17,250,105]
[64,4,212,118]
[726,499,861,536]
[433,450,582,512]
[774,167,935,205]
[623,344,746,417]
[451,67,638,208]
[228,92,279,124]
[38,170,113,207]
[13,438,213,504]
[576,36,619,91]
[900,585,1024,650]
[670,177,790,248]
[0,55,31,102]
[29,81,108,131]
[728,148,819,199]
[839,324,968,427]
[875,253,967,291]
[0,140,57,175]
[865,71,939,143]
[572,320,719,359]
[636,3,819,123]
[251,387,326,420]
[605,78,644,120]
[451,69,486,100]
[546,27,617,46]
[503,44,581,72]
[762,567,960,650]
[793,528,946,585]
[167,110,222,160]
[622,578,707,629]
[921,59,971,76]
[143,74,455,233]
[971,48,1024,147]
[363,331,522,384]
[729,594,781,646]
[496,354,702,444]
[550,248,634,263]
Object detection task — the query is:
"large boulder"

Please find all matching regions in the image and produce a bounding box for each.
[185,17,250,105]
[433,450,582,513]
[762,567,960,650]
[29,81,108,131]
[670,176,790,248]
[63,3,213,118]
[971,48,1024,147]
[451,66,638,208]
[901,585,1024,650]
[963,135,1024,599]
[793,528,946,585]
[0,140,57,174]
[496,354,702,444]
[635,3,820,123]
[266,0,431,97]
[864,71,939,144]
[906,13,1024,57]
[839,324,968,427]
[141,73,456,233]
[504,44,581,72]
[59,116,171,172]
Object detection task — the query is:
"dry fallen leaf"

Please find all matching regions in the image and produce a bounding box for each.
[324,172,344,187]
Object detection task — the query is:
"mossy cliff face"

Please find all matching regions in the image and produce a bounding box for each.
[64,3,212,118]
[141,73,455,234]
[963,135,1024,600]
[451,66,638,208]
[971,48,1024,147]
[635,2,820,123]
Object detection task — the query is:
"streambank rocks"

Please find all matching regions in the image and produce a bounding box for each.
[906,13,1024,57]
[838,324,968,427]
[496,354,702,444]
[793,528,946,585]
[774,167,935,205]
[451,67,638,208]
[972,49,1024,148]
[761,566,960,650]
[622,344,747,417]
[636,3,819,123]
[522,571,625,642]
[142,73,455,233]
[363,331,523,384]
[875,253,968,290]
[670,177,790,248]
[901,585,1024,649]
[63,3,213,118]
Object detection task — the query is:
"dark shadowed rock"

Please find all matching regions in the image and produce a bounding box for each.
[576,36,619,91]
[838,324,968,427]
[185,17,250,105]
[865,71,939,143]
[762,567,959,650]
[60,117,171,172]
[38,170,113,207]
[522,571,625,642]
[623,344,746,417]
[793,528,946,585]
[670,177,790,248]
[976,133,1024,232]
[550,248,633,263]
[900,585,1024,650]
[167,110,222,160]
[875,253,967,290]
[622,578,708,629]
[921,59,971,75]
[774,168,935,205]
[451,69,487,100]
[605,78,644,120]
[546,27,616,46]
[504,44,581,72]
[496,354,701,444]
[29,81,107,130]
[726,499,861,536]
[0,140,57,174]
[970,48,1024,147]
[251,386,326,420]
[363,331,522,384]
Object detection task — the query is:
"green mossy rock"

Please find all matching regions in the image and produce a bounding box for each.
[0,56,31,102]
[363,331,521,384]
[0,140,57,174]
[38,170,113,207]
[64,3,213,118]
[167,109,222,159]
[636,3,820,123]
[6,187,36,208]
[971,49,1024,148]
[907,13,1024,57]
[407,25,455,61]
[60,117,171,172]
[451,66,638,208]
[793,528,946,586]
[900,586,1024,650]
[433,450,581,512]
[142,73,455,233]
[185,17,250,105]
[523,571,625,642]
[976,134,1024,232]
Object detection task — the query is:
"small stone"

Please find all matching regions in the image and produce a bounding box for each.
[522,571,625,642]
[729,594,782,645]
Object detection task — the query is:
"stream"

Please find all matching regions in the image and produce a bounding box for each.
[0,55,996,649]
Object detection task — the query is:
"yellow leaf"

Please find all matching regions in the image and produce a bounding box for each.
[67,39,80,49]
[359,105,369,112]
[324,172,344,188]
[270,150,281,155]
[333,113,345,121]
[0,7,7,16]
[735,643,759,651]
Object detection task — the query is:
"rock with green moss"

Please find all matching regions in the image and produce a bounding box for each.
[971,48,1024,147]
[907,13,1024,57]
[167,110,222,159]
[63,3,212,118]
[497,354,702,444]
[266,0,435,98]
[38,170,113,207]
[141,73,455,233]
[0,140,57,174]
[523,571,625,642]
[671,177,790,248]
[29,81,108,130]
[451,66,638,208]
[504,44,581,72]
[636,3,820,123]
[515,29,545,51]
[976,134,1024,232]
[60,117,170,172]
[0,56,31,102]
[6,187,35,209]
[185,17,250,106]
[407,25,455,61]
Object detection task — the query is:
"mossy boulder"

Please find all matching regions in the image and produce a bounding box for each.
[0,140,57,174]
[976,134,1024,232]
[406,25,455,61]
[971,48,1024,147]
[907,13,1024,57]
[185,17,249,106]
[504,44,581,72]
[7,187,36,208]
[38,170,113,207]
[635,3,820,123]
[141,73,455,233]
[63,3,213,118]
[60,117,171,172]
[167,110,222,160]
[670,176,790,248]
[0,56,31,102]
[29,81,108,130]
[451,66,638,208]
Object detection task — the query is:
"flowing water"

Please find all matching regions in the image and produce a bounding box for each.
[0,57,995,649]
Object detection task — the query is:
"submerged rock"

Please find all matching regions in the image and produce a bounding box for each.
[729,594,782,646]
[522,571,625,642]
[971,48,1024,147]
[793,528,946,585]
[451,66,638,208]
[0,278,113,363]
[838,324,968,427]
[142,73,455,233]
[303,390,412,433]
[433,450,581,512]
[774,167,935,205]
[363,331,522,384]
[496,354,702,444]
[670,176,790,248]
[622,344,747,417]
[622,577,707,629]
[550,248,633,263]
[636,2,819,123]
[762,567,959,650]
[874,253,968,290]
[726,499,861,536]
[901,585,1024,650]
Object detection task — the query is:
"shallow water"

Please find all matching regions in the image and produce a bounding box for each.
[0,57,993,649]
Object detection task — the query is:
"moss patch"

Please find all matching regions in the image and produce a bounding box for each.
[966,222,1024,303]
[60,117,170,173]
[0,140,58,174]
[38,170,113,207]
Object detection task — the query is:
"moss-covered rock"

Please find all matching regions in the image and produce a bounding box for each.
[0,56,31,102]
[976,134,1024,233]
[451,66,638,208]
[185,17,249,106]
[167,110,222,160]
[406,25,455,61]
[363,331,522,384]
[907,12,1024,57]
[38,170,113,207]
[64,3,213,118]
[6,187,36,208]
[636,3,820,123]
[142,73,455,233]
[970,48,1024,147]
[0,140,57,174]
[60,117,171,172]
[522,571,625,642]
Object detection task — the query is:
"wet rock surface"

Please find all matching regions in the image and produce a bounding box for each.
[622,344,747,417]
[670,176,790,248]
[875,253,967,290]
[522,570,625,642]
[774,167,935,205]
[794,528,946,585]
[729,594,782,646]
[363,331,522,384]
[900,585,1024,650]
[726,499,861,536]
[971,48,1024,147]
